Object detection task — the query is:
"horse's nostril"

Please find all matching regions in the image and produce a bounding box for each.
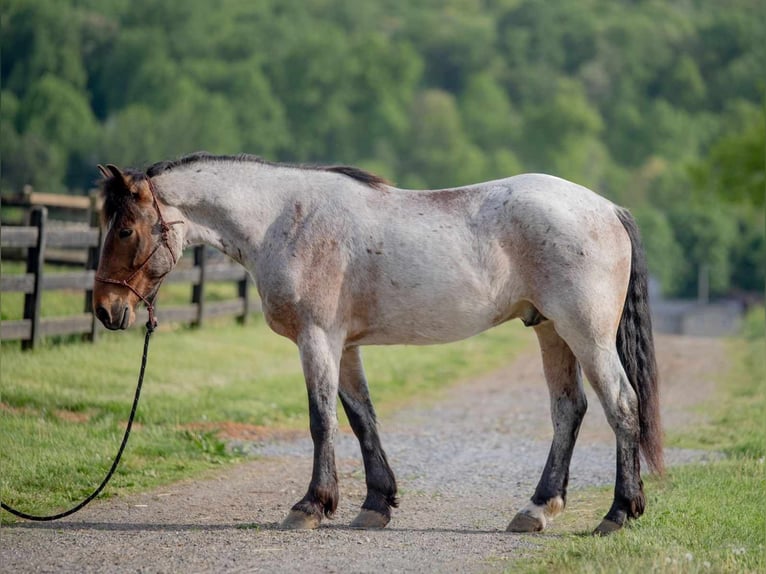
[95,306,110,325]
[120,306,130,330]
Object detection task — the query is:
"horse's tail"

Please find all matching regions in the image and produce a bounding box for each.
[615,207,664,475]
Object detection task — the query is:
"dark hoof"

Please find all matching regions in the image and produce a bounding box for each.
[593,518,622,536]
[281,509,321,530]
[350,509,390,529]
[507,512,544,533]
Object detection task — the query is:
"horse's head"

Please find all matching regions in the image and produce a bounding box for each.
[93,164,184,330]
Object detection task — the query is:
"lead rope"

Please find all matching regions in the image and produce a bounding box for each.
[1,319,155,521]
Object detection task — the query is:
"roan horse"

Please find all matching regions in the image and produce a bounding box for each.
[93,153,662,535]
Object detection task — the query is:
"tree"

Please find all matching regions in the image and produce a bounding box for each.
[404,2,497,93]
[667,205,739,298]
[632,206,684,296]
[99,104,162,168]
[0,90,61,193]
[15,75,98,190]
[518,78,604,182]
[687,102,765,296]
[691,103,765,207]
[184,58,290,158]
[1,0,87,95]
[459,73,520,151]
[400,89,485,188]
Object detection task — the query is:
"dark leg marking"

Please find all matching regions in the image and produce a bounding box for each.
[282,327,342,529]
[339,347,398,527]
[508,322,586,532]
[579,349,645,536]
[595,437,645,535]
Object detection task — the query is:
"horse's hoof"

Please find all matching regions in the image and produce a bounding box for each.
[281,509,321,530]
[593,518,622,536]
[507,512,544,533]
[350,509,390,529]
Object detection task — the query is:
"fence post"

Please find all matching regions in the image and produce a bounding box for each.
[22,206,48,350]
[22,184,34,206]
[192,246,207,327]
[237,273,250,324]
[84,191,102,342]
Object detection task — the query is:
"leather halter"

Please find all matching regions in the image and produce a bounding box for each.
[95,178,183,329]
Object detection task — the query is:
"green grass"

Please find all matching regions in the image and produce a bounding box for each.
[1,313,530,522]
[512,308,766,574]
[1,260,90,320]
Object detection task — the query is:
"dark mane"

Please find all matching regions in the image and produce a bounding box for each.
[145,152,259,177]
[146,152,390,190]
[319,165,389,190]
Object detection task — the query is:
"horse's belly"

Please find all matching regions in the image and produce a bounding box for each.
[350,294,501,346]
[347,242,515,346]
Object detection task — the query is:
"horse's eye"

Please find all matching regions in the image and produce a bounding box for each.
[118,228,133,239]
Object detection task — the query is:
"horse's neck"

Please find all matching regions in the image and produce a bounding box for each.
[153,164,300,265]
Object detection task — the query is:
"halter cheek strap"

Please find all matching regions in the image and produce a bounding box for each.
[95,178,184,330]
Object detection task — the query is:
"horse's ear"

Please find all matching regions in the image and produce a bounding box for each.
[98,164,147,200]
[105,164,124,179]
[97,163,125,179]
[97,163,127,184]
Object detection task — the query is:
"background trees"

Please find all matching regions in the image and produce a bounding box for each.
[1,0,763,298]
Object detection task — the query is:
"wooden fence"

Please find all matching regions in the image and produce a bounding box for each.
[1,204,257,350]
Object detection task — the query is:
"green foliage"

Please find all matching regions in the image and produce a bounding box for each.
[2,0,88,94]
[401,89,485,188]
[632,207,684,296]
[20,74,98,152]
[691,102,766,207]
[666,204,739,298]
[1,0,763,296]
[459,72,519,151]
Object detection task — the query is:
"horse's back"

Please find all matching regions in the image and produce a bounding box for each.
[256,172,632,347]
[341,174,630,346]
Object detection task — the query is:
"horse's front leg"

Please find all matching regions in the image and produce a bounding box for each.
[338,346,398,528]
[281,325,343,529]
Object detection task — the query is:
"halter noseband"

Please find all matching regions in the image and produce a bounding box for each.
[95,178,183,330]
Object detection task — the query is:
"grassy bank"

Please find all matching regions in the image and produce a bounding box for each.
[514,308,765,574]
[1,314,530,522]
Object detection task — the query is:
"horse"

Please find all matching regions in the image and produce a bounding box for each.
[93,152,663,535]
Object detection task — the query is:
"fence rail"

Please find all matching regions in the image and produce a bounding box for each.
[1,204,257,350]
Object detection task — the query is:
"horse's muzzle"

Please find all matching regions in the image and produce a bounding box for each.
[95,303,132,330]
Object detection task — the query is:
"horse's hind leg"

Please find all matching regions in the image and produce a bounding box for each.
[550,313,645,535]
[577,346,645,535]
[338,346,398,528]
[508,321,587,532]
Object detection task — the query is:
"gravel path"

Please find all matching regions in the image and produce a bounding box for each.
[1,334,726,573]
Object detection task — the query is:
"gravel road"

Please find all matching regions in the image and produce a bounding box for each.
[1,334,726,573]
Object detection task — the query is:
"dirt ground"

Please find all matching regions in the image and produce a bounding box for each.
[0,334,727,573]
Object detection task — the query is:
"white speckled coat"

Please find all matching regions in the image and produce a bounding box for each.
[94,155,662,535]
